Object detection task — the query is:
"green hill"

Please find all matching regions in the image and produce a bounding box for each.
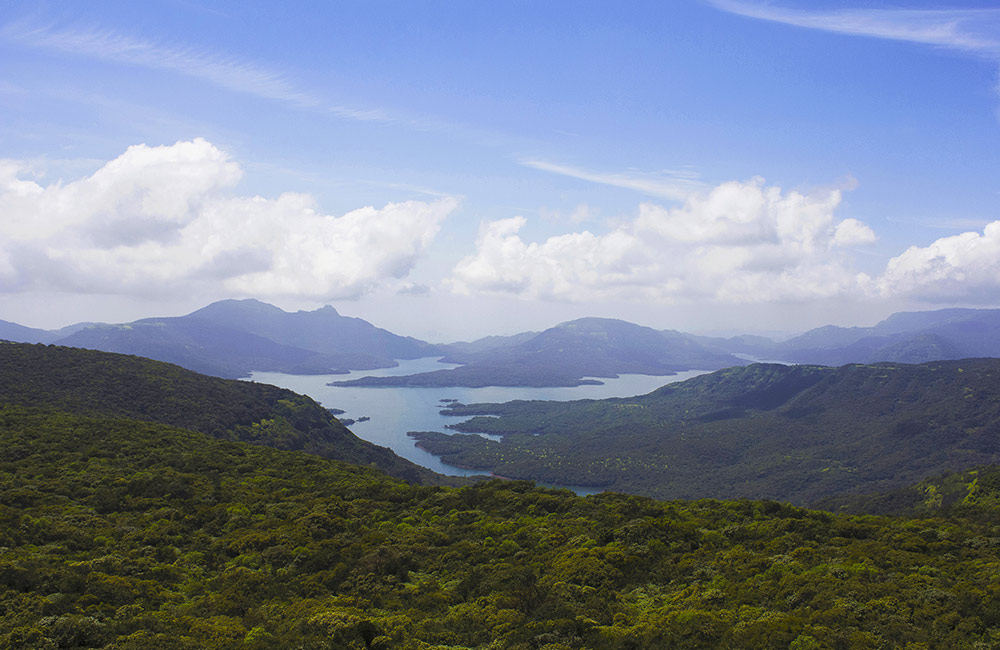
[0,342,442,485]
[817,464,1000,519]
[416,359,1000,503]
[5,402,1000,648]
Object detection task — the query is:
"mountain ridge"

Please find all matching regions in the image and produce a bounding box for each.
[336,317,748,388]
[3,299,445,379]
[5,302,1000,385]
[699,307,1000,365]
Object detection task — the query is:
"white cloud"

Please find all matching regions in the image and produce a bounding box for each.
[0,139,457,299]
[450,177,875,303]
[710,2,1000,56]
[1,22,389,121]
[521,160,703,200]
[833,218,878,247]
[877,221,1000,302]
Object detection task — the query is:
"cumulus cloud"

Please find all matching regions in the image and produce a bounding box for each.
[877,221,1000,302]
[833,218,878,247]
[0,138,457,299]
[450,178,876,303]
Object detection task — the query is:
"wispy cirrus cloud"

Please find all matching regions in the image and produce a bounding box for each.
[0,21,390,121]
[520,159,704,201]
[710,2,1000,56]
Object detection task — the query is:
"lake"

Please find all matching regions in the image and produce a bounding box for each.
[250,358,711,491]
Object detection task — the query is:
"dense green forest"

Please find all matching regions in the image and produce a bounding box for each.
[818,464,1000,519]
[0,343,444,485]
[418,360,1000,503]
[6,403,1000,649]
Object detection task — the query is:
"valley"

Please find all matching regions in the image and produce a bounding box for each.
[251,360,711,489]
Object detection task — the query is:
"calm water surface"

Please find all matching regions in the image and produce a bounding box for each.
[250,358,710,492]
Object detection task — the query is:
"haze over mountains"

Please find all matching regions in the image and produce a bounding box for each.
[8,299,441,379]
[336,317,748,387]
[4,299,1000,387]
[693,308,1000,366]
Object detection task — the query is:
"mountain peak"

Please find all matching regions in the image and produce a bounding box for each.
[189,298,286,318]
[553,317,637,331]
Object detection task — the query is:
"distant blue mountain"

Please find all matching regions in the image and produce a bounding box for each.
[5,302,1000,381]
[0,319,95,344]
[188,299,440,360]
[336,317,748,387]
[694,308,1000,365]
[55,317,379,379]
[6,299,444,379]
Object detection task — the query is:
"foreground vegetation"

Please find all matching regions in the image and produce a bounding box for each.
[4,402,1000,648]
[420,360,1000,503]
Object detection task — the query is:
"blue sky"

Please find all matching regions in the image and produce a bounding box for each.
[0,0,998,340]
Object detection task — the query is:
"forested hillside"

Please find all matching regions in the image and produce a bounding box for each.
[0,342,443,485]
[417,360,1000,503]
[818,464,1000,519]
[4,403,1000,649]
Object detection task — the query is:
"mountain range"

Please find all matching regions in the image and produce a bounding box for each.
[692,307,1000,365]
[6,299,440,379]
[336,317,748,387]
[4,300,1000,386]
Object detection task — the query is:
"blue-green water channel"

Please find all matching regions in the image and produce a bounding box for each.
[250,358,710,494]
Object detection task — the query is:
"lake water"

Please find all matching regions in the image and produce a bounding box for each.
[249,358,710,491]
